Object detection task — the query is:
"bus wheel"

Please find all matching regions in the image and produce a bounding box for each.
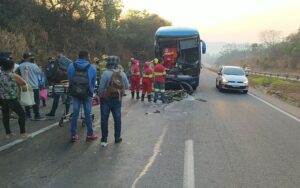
[180,82,194,95]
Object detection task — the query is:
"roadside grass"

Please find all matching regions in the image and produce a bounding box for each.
[248,76,300,107]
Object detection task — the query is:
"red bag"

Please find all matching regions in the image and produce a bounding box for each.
[92,96,100,106]
[39,88,48,100]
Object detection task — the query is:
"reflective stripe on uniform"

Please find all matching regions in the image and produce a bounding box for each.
[143,74,153,78]
[154,72,166,76]
[154,88,165,92]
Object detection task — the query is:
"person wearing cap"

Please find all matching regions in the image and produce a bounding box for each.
[18,52,45,120]
[0,56,27,138]
[45,49,72,117]
[98,55,129,147]
[0,51,19,73]
[45,57,68,117]
[68,50,98,142]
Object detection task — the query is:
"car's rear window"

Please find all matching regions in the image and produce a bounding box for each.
[223,68,245,75]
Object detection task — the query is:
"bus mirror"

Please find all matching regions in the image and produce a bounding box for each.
[201,40,206,54]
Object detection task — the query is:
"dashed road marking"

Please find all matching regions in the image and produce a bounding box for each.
[183,139,195,188]
[131,125,168,188]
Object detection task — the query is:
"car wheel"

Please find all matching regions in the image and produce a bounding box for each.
[242,90,248,94]
[218,82,223,92]
[216,80,219,89]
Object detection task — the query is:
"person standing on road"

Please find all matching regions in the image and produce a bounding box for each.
[92,57,101,84]
[130,59,141,99]
[98,56,129,147]
[38,66,47,107]
[45,50,72,117]
[18,52,45,120]
[68,50,98,142]
[141,61,154,102]
[0,56,27,138]
[153,58,167,103]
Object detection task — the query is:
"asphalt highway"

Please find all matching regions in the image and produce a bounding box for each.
[0,69,300,188]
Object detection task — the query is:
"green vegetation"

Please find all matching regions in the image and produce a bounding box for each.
[248,76,300,107]
[248,77,273,87]
[0,0,171,65]
[214,29,300,73]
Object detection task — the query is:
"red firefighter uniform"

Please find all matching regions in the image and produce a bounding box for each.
[153,62,167,103]
[130,60,141,99]
[163,47,177,69]
[154,63,166,83]
[141,62,154,101]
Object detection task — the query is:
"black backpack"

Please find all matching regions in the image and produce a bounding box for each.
[70,63,90,99]
[46,56,72,84]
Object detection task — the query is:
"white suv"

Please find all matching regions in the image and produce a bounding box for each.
[216,66,249,94]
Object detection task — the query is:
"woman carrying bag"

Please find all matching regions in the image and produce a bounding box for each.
[0,57,27,138]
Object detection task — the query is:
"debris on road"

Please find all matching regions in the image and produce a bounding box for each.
[195,98,207,102]
[145,110,161,115]
[165,90,189,103]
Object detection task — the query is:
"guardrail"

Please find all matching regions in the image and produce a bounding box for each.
[247,71,300,82]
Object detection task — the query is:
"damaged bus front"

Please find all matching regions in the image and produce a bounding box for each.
[154,26,206,90]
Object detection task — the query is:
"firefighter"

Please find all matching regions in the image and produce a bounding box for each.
[150,58,158,70]
[163,47,177,69]
[141,61,154,102]
[153,58,167,103]
[130,59,141,99]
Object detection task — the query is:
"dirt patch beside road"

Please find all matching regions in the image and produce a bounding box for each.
[248,76,300,108]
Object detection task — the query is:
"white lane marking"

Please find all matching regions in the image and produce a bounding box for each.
[0,105,101,152]
[249,93,300,123]
[131,125,168,188]
[183,139,195,188]
[0,122,58,152]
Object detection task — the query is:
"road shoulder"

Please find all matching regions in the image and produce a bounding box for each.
[249,87,300,119]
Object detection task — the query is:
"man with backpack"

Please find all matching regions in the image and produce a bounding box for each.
[68,50,98,142]
[98,56,129,147]
[45,50,72,117]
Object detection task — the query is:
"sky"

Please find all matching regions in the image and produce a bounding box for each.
[122,0,300,43]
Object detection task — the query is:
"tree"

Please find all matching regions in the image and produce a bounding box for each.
[119,10,171,60]
[259,30,282,47]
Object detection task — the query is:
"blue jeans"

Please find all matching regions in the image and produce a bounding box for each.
[71,97,93,136]
[100,97,122,142]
